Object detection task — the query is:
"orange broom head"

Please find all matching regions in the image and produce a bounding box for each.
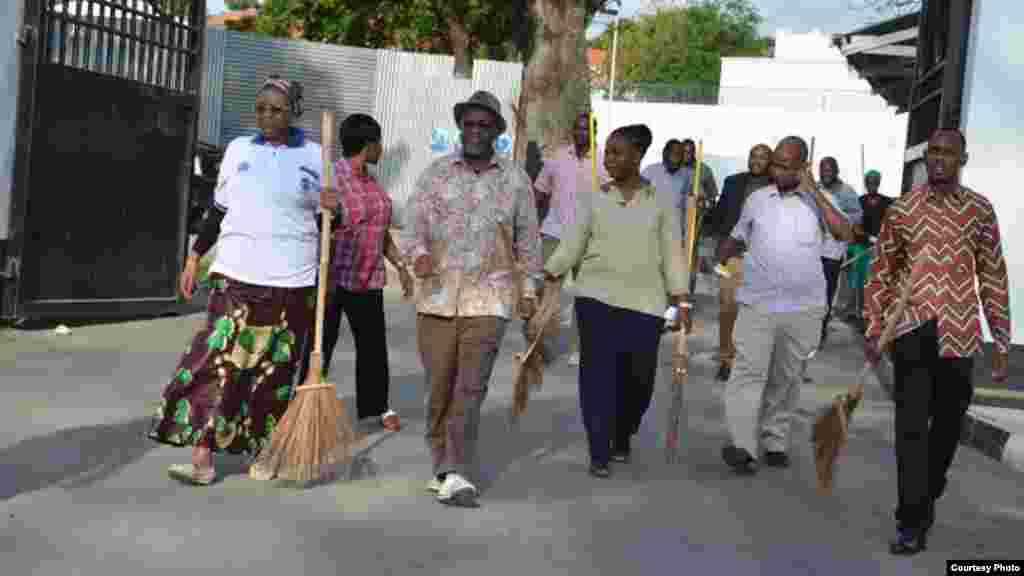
[253,352,359,486]
[811,387,863,494]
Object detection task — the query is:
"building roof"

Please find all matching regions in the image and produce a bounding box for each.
[207,8,259,29]
[832,12,919,112]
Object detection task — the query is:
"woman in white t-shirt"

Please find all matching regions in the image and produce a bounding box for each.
[148,76,338,486]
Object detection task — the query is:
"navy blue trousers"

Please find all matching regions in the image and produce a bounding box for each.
[575,297,663,466]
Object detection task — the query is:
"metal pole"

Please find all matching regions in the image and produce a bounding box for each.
[608,12,619,129]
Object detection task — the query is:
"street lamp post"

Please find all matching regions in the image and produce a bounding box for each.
[600,1,621,133]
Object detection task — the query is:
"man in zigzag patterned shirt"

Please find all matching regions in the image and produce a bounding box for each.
[864,128,1011,556]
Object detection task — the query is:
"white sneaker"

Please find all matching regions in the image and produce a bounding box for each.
[567,352,580,366]
[426,476,443,493]
[436,473,478,507]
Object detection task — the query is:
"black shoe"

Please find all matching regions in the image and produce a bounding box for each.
[721,445,758,475]
[889,529,927,555]
[611,437,631,463]
[716,363,732,381]
[589,463,611,478]
[762,451,790,468]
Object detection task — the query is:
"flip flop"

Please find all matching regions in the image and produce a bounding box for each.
[168,463,216,486]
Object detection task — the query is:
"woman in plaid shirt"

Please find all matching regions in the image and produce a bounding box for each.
[298,113,413,432]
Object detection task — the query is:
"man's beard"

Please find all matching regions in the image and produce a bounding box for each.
[463,141,494,159]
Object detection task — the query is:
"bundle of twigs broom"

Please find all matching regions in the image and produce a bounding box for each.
[812,256,923,494]
[251,111,358,486]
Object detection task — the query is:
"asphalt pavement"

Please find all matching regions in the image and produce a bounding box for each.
[1,275,1022,575]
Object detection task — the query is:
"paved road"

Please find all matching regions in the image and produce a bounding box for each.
[1,279,1022,575]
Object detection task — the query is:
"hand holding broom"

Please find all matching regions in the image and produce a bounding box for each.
[251,111,358,486]
[664,139,703,464]
[812,255,925,494]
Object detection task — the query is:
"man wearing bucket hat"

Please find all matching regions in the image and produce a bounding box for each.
[399,90,542,508]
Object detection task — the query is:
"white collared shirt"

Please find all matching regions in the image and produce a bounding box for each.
[210,130,323,288]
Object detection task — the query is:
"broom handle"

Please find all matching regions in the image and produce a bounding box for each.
[314,111,336,356]
[590,112,597,193]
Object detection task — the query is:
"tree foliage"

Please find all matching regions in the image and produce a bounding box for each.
[589,0,767,94]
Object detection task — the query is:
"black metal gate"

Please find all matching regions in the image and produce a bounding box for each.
[4,0,205,320]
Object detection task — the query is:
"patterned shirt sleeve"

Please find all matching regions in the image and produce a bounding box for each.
[864,205,905,340]
[976,202,1012,353]
[513,166,543,298]
[398,167,433,264]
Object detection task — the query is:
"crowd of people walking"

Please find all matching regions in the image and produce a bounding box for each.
[150,77,1011,556]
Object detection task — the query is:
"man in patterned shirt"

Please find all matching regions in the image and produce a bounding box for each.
[865,129,1011,555]
[400,91,542,508]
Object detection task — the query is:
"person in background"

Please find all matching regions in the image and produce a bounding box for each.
[817,156,863,346]
[846,169,892,328]
[533,111,608,367]
[717,135,853,475]
[545,123,688,478]
[864,129,1010,555]
[150,76,335,485]
[680,138,719,296]
[400,91,542,508]
[641,139,687,207]
[297,113,413,433]
[709,143,773,381]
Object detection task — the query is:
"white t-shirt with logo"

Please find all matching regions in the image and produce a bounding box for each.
[210,133,323,288]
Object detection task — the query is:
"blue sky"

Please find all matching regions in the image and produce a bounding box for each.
[206,0,887,37]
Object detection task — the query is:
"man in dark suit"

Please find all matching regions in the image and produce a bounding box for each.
[709,143,773,381]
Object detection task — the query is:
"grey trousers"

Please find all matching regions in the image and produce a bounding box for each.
[723,304,824,457]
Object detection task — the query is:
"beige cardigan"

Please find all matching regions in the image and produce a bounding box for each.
[544,181,688,317]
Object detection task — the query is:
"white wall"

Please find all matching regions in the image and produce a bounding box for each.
[961,0,1024,345]
[592,98,908,198]
[0,0,22,240]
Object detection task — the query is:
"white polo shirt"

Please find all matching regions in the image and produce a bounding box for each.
[210,129,323,288]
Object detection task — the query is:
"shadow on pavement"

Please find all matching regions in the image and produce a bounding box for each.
[0,417,158,501]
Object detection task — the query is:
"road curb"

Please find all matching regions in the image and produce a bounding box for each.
[972,387,1024,411]
[960,410,1024,474]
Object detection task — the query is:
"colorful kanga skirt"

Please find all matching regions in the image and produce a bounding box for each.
[148,273,314,455]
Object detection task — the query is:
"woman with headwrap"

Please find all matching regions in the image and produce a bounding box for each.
[148,75,339,485]
[544,124,689,478]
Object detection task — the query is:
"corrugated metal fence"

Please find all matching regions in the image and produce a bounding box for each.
[199,31,523,213]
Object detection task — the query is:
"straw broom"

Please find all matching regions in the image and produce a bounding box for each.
[511,111,599,420]
[251,111,358,486]
[812,257,922,494]
[665,139,703,463]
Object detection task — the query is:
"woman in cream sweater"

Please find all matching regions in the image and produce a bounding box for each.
[544,123,689,478]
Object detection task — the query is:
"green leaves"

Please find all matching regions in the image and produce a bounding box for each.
[207,316,236,352]
[275,385,292,401]
[271,329,296,364]
[173,399,191,426]
[238,328,257,354]
[175,368,193,385]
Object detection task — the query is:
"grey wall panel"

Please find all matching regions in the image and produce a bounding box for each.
[220,31,377,150]
[197,29,225,145]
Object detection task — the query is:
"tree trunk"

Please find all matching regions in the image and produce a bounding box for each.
[513,0,589,162]
[447,15,473,78]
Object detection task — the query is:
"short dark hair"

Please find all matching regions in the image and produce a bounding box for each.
[778,135,809,162]
[664,139,684,153]
[340,113,382,158]
[681,138,695,148]
[611,124,654,156]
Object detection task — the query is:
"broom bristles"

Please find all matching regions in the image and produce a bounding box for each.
[253,352,359,486]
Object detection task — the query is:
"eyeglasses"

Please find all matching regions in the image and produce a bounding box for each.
[255,104,287,117]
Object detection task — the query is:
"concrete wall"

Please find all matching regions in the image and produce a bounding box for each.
[961,0,1024,345]
[591,98,908,199]
[0,0,22,240]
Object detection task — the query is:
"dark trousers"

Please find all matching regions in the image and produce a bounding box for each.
[821,257,842,335]
[299,287,390,420]
[575,297,663,466]
[891,320,974,533]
